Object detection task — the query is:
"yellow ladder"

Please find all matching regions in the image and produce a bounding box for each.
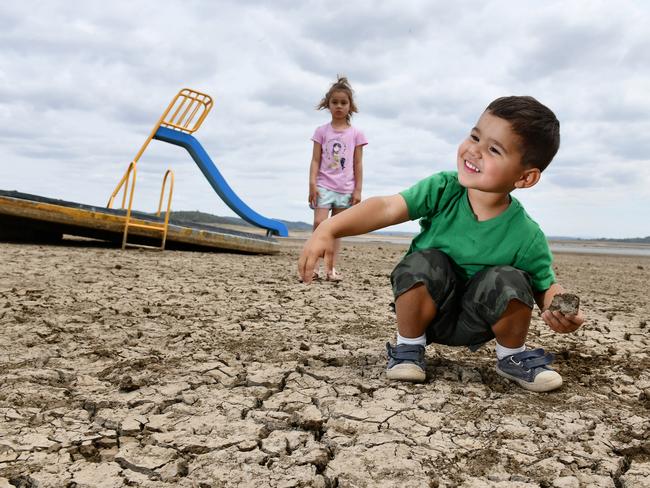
[107,88,213,250]
[108,161,174,250]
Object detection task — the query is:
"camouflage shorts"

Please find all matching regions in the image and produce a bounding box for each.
[390,249,535,350]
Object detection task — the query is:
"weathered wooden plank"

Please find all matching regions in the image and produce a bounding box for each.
[0,195,279,254]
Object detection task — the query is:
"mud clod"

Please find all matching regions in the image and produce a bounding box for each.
[549,293,580,315]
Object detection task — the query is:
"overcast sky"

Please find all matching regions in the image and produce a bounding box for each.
[1,1,649,238]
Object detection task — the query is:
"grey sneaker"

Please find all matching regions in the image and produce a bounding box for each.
[496,348,562,392]
[386,342,426,382]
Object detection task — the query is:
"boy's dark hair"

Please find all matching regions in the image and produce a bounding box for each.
[486,96,560,172]
[317,75,358,123]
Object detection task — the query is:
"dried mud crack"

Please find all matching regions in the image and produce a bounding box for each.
[0,240,649,487]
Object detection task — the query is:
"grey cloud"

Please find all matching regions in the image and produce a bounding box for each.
[288,43,393,85]
[297,1,461,50]
[14,145,81,161]
[510,19,625,82]
[621,39,650,69]
[253,80,318,112]
[600,170,642,186]
[0,1,648,237]
[563,122,650,162]
[544,171,602,189]
[599,101,650,123]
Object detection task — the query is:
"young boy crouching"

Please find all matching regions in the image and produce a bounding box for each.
[298,96,585,392]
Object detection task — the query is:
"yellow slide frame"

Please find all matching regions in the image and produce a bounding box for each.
[107,88,213,250]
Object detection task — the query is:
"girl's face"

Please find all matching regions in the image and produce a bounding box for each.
[328,90,351,122]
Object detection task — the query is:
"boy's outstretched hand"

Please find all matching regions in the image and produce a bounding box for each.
[298,195,410,284]
[298,227,335,284]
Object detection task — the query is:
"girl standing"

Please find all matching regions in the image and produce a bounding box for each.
[309,76,367,281]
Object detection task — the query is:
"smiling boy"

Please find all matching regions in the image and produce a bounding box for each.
[298,96,585,392]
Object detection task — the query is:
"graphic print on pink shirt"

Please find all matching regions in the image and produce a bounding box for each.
[311,123,368,193]
[328,140,347,170]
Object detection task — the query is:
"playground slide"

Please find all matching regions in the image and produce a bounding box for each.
[153,126,288,237]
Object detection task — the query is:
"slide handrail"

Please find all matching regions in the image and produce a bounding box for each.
[107,161,136,210]
[107,88,213,206]
[155,169,175,250]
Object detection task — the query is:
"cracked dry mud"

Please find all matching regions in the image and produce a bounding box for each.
[0,239,649,488]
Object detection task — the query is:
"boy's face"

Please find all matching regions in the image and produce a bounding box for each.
[457,111,527,193]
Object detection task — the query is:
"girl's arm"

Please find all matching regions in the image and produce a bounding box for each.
[298,194,409,283]
[309,142,322,208]
[351,145,363,205]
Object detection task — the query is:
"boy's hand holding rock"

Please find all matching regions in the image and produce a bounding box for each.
[542,293,585,334]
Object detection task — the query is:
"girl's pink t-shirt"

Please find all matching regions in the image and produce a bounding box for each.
[311,123,368,193]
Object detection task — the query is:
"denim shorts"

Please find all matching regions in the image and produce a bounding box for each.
[310,186,352,209]
[390,249,535,350]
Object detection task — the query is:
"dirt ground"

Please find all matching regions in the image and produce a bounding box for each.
[0,238,649,487]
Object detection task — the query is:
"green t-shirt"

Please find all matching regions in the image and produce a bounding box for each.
[400,171,555,292]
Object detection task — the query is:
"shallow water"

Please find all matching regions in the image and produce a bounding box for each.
[549,242,650,257]
[342,235,650,257]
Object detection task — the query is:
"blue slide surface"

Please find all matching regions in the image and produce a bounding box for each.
[154,126,288,237]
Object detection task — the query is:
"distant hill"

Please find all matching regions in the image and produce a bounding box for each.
[170,210,417,236]
[548,235,650,244]
[588,236,650,244]
[169,210,313,231]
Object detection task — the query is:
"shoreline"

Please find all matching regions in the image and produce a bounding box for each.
[169,221,650,256]
[283,232,650,257]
